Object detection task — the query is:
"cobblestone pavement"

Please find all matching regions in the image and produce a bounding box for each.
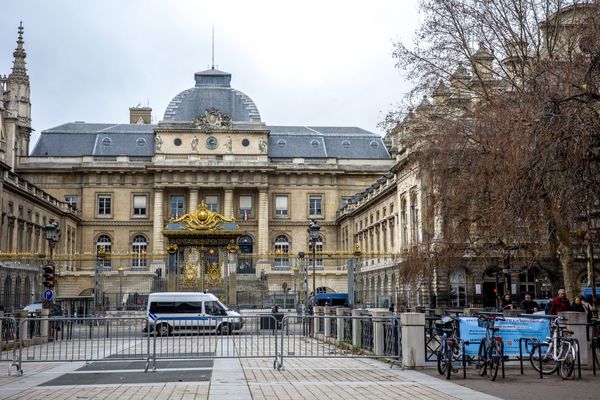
[0,358,500,400]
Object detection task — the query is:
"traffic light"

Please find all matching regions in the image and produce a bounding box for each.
[43,262,55,288]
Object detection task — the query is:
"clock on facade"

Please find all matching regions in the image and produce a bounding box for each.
[206,136,218,149]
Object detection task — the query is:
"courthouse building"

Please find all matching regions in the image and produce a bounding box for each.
[0,23,394,311]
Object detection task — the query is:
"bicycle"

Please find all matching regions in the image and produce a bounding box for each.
[475,313,505,381]
[436,316,461,379]
[529,316,577,378]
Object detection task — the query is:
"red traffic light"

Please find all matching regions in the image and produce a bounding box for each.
[43,263,55,288]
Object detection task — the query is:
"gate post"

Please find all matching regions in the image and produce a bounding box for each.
[314,307,324,336]
[38,309,50,344]
[559,311,588,365]
[400,312,425,368]
[337,307,350,343]
[324,306,333,337]
[351,309,362,347]
[373,310,390,356]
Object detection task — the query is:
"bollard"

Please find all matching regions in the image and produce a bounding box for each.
[352,309,362,348]
[558,311,588,365]
[373,310,390,356]
[38,309,50,344]
[337,307,351,343]
[400,312,426,368]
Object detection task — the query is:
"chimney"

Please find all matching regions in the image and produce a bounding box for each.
[129,106,152,124]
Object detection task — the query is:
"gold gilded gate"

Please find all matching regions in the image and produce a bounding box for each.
[163,202,242,304]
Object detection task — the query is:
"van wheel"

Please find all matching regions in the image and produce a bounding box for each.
[157,323,171,337]
[218,323,231,335]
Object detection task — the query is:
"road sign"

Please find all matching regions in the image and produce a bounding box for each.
[502,268,522,274]
[43,289,55,301]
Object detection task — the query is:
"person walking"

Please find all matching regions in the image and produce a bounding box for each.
[550,289,571,315]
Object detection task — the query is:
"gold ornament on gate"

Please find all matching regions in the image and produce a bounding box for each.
[207,262,222,286]
[183,262,198,286]
[171,201,235,231]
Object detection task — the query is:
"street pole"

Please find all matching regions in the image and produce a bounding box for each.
[312,242,316,299]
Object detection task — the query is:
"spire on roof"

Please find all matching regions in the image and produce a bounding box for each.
[9,21,28,81]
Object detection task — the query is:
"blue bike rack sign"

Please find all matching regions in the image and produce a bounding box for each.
[43,289,55,302]
[459,317,551,356]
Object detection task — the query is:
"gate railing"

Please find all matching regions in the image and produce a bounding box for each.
[6,314,401,374]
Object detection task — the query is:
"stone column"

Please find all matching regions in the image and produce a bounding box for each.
[257,189,269,274]
[400,312,426,368]
[351,309,362,347]
[324,306,333,337]
[152,189,164,254]
[336,307,350,343]
[38,309,50,344]
[558,311,589,365]
[224,188,234,219]
[373,310,390,356]
[228,250,238,305]
[313,306,323,336]
[189,188,199,212]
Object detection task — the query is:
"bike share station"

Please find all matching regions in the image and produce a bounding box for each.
[429,310,587,381]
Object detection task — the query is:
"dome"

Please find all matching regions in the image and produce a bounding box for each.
[163,68,261,122]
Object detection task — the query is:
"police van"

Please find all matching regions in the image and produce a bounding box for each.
[146,292,243,336]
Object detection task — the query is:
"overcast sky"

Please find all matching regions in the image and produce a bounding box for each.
[1,0,420,148]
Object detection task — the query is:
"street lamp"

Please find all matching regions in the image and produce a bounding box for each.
[308,220,321,300]
[297,251,307,315]
[95,245,108,312]
[43,220,60,301]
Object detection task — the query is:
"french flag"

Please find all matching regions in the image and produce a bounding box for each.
[244,210,249,221]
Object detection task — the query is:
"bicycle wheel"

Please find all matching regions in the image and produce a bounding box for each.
[594,338,600,370]
[559,342,575,379]
[446,347,453,379]
[477,340,488,376]
[488,340,501,381]
[530,342,558,375]
[437,349,448,376]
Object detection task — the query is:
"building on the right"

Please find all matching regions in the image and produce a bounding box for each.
[337,2,600,310]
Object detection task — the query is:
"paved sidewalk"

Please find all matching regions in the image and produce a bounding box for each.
[1,358,500,400]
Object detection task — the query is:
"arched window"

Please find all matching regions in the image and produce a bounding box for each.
[308,235,324,268]
[237,235,254,274]
[96,234,112,269]
[274,235,290,269]
[131,235,148,268]
[14,276,21,309]
[3,276,11,310]
[449,268,467,307]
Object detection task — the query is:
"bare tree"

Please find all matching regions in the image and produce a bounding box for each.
[389,0,600,298]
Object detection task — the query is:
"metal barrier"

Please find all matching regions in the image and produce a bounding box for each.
[146,315,279,372]
[17,317,148,372]
[425,316,443,362]
[276,315,401,371]
[0,316,20,375]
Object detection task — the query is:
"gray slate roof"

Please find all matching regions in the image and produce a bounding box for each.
[163,69,261,123]
[31,124,390,160]
[31,123,156,157]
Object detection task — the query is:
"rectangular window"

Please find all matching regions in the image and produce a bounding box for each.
[309,195,322,216]
[133,195,147,216]
[205,195,219,212]
[98,194,112,215]
[239,195,253,220]
[275,195,288,217]
[341,196,351,208]
[64,195,78,210]
[170,195,185,218]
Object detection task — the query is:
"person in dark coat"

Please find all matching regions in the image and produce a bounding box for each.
[501,294,513,310]
[520,293,539,314]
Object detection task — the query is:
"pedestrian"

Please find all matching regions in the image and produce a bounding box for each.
[520,292,539,314]
[501,294,513,310]
[550,288,571,315]
[571,296,593,322]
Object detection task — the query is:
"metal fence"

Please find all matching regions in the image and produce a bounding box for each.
[277,315,401,370]
[5,313,401,374]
